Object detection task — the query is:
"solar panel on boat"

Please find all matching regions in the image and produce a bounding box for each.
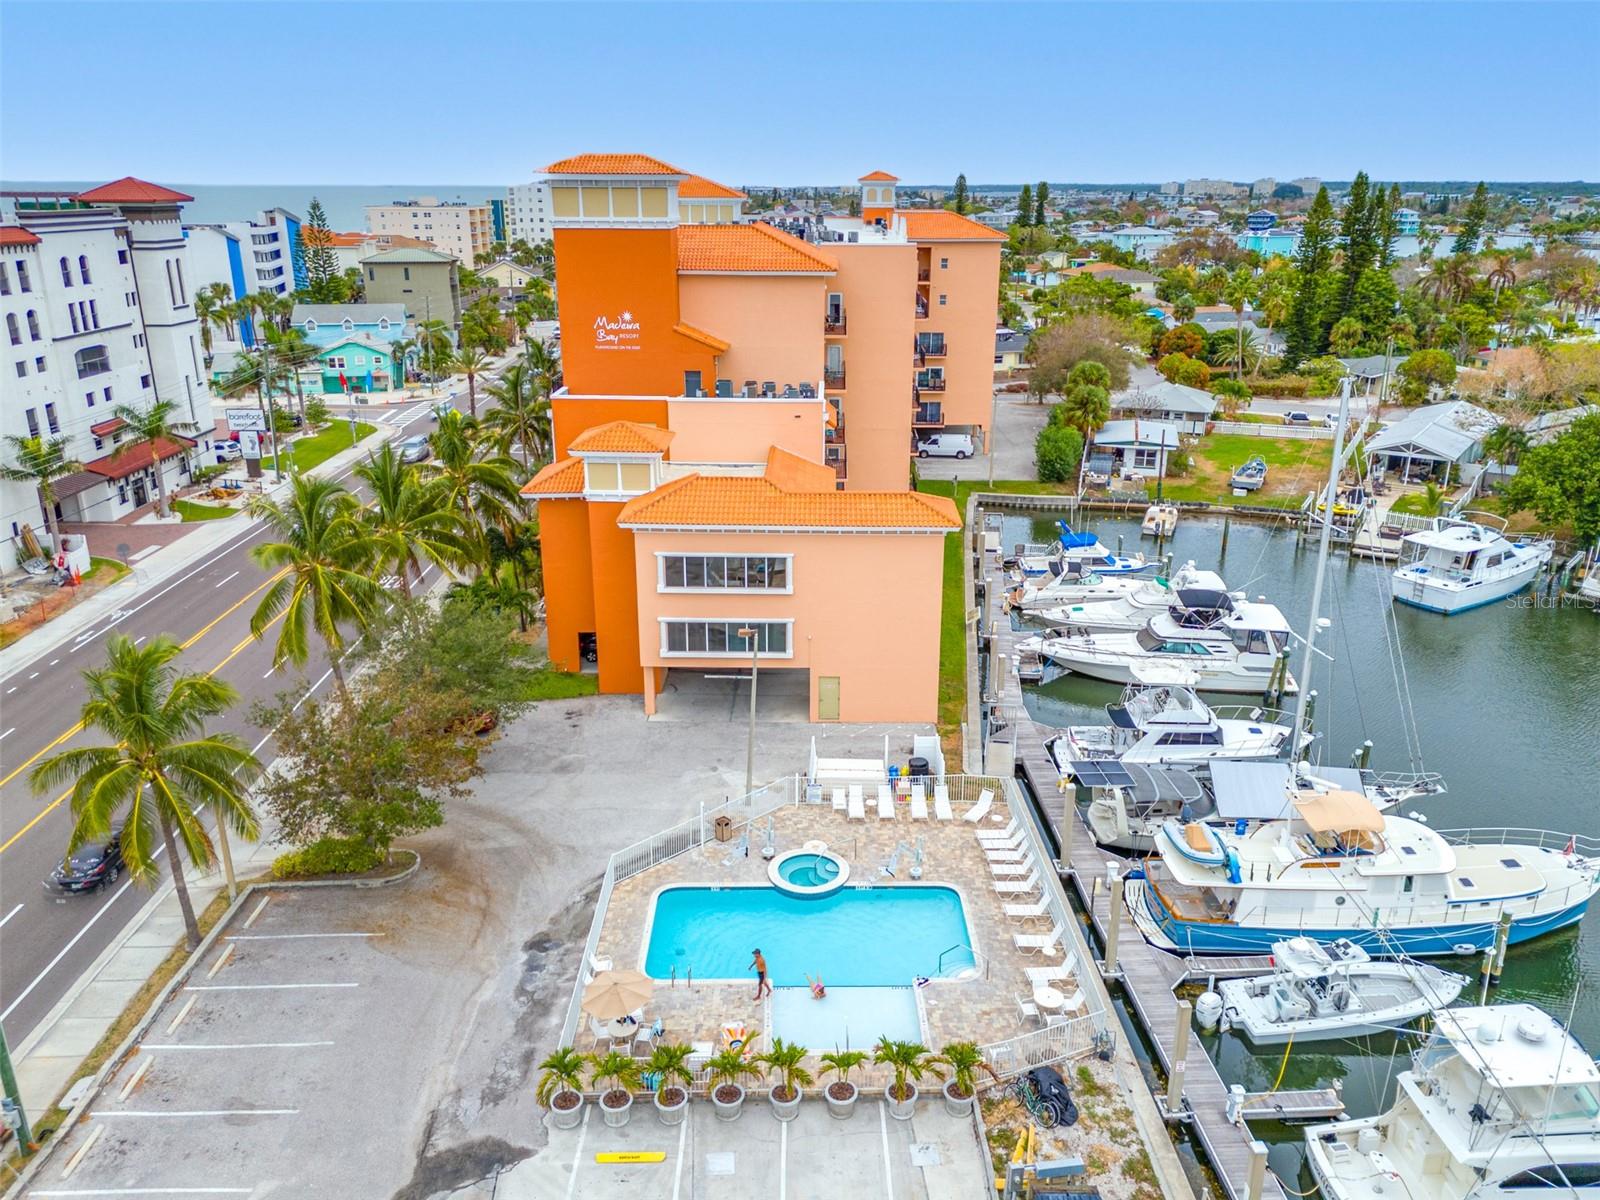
[1066,760,1136,789]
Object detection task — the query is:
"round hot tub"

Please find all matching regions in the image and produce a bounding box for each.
[768,848,850,898]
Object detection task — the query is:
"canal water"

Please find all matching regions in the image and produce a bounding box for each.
[1002,508,1600,1188]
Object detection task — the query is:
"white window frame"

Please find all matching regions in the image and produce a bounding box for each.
[582,457,656,499]
[327,355,346,370]
[658,618,794,659]
[655,552,794,594]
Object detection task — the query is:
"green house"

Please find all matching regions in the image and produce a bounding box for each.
[317,334,401,393]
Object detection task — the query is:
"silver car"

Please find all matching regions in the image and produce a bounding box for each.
[398,435,431,463]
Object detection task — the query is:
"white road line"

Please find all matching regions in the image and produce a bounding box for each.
[261,666,275,678]
[34,1189,253,1196]
[213,570,240,589]
[5,686,16,693]
[118,1055,155,1101]
[671,1115,688,1200]
[49,658,60,666]
[291,667,334,711]
[1,872,144,1021]
[140,1041,335,1050]
[132,636,146,646]
[95,1108,299,1117]
[0,727,14,739]
[227,932,382,940]
[565,1104,591,1200]
[878,1101,894,1198]
[0,902,23,928]
[28,672,38,679]
[242,896,270,929]
[184,983,358,991]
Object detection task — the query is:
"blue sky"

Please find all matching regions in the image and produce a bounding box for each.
[3,1,1597,185]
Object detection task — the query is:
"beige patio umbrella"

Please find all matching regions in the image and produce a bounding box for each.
[582,970,655,1020]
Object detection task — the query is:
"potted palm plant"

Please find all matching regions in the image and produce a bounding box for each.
[535,1046,587,1130]
[756,1037,812,1122]
[587,1050,641,1128]
[874,1037,946,1121]
[939,1041,997,1117]
[706,1047,757,1122]
[647,1042,695,1126]
[818,1049,869,1120]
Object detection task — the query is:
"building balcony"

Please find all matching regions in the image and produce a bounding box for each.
[914,337,947,361]
[915,374,946,392]
[917,266,931,282]
[825,444,846,480]
[914,297,930,320]
[912,402,944,428]
[823,368,846,390]
[824,311,847,336]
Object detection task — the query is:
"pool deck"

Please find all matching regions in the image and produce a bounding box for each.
[590,792,1084,1064]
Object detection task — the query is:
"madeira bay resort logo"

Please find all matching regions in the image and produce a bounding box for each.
[593,311,642,351]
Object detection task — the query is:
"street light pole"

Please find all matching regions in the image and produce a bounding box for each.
[737,627,761,804]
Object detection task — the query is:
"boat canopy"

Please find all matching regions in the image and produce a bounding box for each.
[1127,662,1203,687]
[1209,761,1297,820]
[1056,522,1102,550]
[1430,1005,1600,1090]
[1293,790,1386,833]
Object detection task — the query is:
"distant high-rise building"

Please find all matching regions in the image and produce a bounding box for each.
[1159,181,1182,196]
[1250,178,1277,199]
[1183,179,1246,199]
[507,181,552,246]
[1289,177,1322,195]
[365,197,493,264]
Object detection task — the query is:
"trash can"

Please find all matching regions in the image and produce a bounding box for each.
[714,816,733,843]
[908,756,930,779]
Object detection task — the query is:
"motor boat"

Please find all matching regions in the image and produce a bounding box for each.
[1217,937,1467,1045]
[1017,595,1298,695]
[1305,1003,1600,1199]
[1391,515,1553,614]
[1030,567,1234,633]
[1230,456,1267,492]
[1005,521,1154,578]
[1003,565,1150,613]
[1141,502,1179,537]
[1046,679,1302,766]
[1124,790,1600,957]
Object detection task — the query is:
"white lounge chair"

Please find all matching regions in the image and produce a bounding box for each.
[877,784,894,819]
[985,846,1027,862]
[933,784,953,821]
[1014,923,1065,955]
[976,818,1019,844]
[847,787,866,821]
[910,783,928,820]
[962,788,995,824]
[1025,964,1072,985]
[1004,898,1051,919]
[993,870,1040,896]
[832,787,847,812]
[989,859,1031,877]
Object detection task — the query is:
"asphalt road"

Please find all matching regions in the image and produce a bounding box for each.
[0,388,491,1048]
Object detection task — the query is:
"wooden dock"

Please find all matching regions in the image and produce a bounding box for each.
[980,536,1286,1200]
[1240,1088,1346,1122]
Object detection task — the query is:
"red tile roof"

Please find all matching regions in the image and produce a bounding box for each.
[763,446,837,493]
[678,175,747,200]
[83,435,196,480]
[0,226,41,247]
[544,154,686,176]
[521,458,585,497]
[859,171,900,183]
[89,417,127,437]
[676,224,836,274]
[897,210,1007,242]
[618,475,960,531]
[74,177,195,204]
[568,421,675,455]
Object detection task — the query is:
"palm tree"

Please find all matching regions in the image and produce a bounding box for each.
[521,338,562,393]
[354,442,471,597]
[1058,382,1111,440]
[755,1037,814,1103]
[455,345,489,418]
[193,282,233,359]
[418,319,454,388]
[425,410,524,571]
[30,636,259,949]
[448,560,539,631]
[1482,422,1529,468]
[1484,252,1518,299]
[1,434,83,548]
[1213,327,1265,378]
[1417,481,1448,517]
[389,337,418,387]
[1419,256,1474,307]
[1329,317,1365,356]
[872,1038,947,1104]
[110,398,190,518]
[264,325,318,418]
[1222,269,1257,381]
[482,362,552,471]
[246,475,383,699]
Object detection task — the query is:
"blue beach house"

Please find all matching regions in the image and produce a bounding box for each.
[290,303,410,350]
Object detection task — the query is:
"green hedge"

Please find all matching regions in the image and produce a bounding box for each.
[271,836,384,879]
[1247,376,1312,397]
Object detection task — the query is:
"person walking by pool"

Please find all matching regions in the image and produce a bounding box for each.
[750,949,771,1001]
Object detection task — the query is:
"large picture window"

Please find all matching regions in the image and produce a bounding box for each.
[659,554,791,592]
[661,620,791,658]
[75,344,112,378]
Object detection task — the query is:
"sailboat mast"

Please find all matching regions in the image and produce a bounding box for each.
[1291,377,1354,750]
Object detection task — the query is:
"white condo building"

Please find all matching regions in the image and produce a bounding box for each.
[506,181,552,246]
[365,198,493,264]
[2,178,220,569]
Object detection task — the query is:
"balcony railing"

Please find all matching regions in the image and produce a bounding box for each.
[914,298,929,319]
[916,374,946,392]
[823,368,846,389]
[824,312,847,335]
[825,444,846,479]
[917,267,931,282]
[915,338,947,361]
[913,403,944,428]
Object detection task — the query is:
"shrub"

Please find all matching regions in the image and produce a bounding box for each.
[1246,376,1312,397]
[1158,324,1205,358]
[1157,352,1193,382]
[1173,357,1211,389]
[192,464,228,485]
[1166,448,1194,476]
[1035,423,1084,483]
[304,398,331,426]
[271,836,385,879]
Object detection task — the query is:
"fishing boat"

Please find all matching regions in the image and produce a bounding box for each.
[1046,679,1302,766]
[1005,521,1154,578]
[1029,565,1230,632]
[1125,790,1600,957]
[1141,502,1179,537]
[1391,514,1553,614]
[1216,937,1468,1045]
[1305,1003,1600,1199]
[1017,596,1298,695]
[1230,455,1267,492]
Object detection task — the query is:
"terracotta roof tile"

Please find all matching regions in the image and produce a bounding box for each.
[89,417,127,437]
[568,421,675,455]
[74,177,195,204]
[897,210,1006,242]
[678,175,746,200]
[84,435,196,480]
[618,476,960,531]
[859,171,900,183]
[763,446,837,493]
[521,458,585,497]
[0,226,41,247]
[544,153,686,176]
[676,224,836,274]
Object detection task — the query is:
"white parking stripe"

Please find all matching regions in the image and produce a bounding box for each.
[227,932,382,940]
[0,902,23,928]
[565,1104,591,1200]
[671,1116,688,1200]
[140,1041,335,1050]
[878,1101,894,1197]
[184,983,358,991]
[34,1191,252,1197]
[779,1116,789,1200]
[96,1109,298,1117]
[1,727,15,739]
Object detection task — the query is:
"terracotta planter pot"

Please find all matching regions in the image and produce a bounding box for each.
[824,1080,859,1120]
[599,1088,633,1128]
[711,1083,746,1122]
[768,1084,802,1122]
[943,1081,974,1118]
[655,1086,688,1126]
[885,1082,919,1121]
[548,1089,585,1130]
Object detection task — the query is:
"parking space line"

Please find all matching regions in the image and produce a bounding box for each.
[206,943,235,979]
[60,1123,104,1178]
[0,902,23,928]
[96,1108,299,1117]
[119,1056,155,1101]
[142,1041,335,1050]
[34,1191,252,1197]
[878,1102,893,1198]
[779,1117,788,1200]
[242,896,270,928]
[565,1104,591,1200]
[226,932,383,940]
[165,996,197,1035]
[184,983,358,991]
[671,1117,688,1200]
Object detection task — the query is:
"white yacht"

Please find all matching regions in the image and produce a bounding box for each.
[1306,1003,1600,1199]
[1046,682,1301,766]
[1125,791,1600,957]
[1216,937,1467,1045]
[1005,521,1154,579]
[1030,566,1231,632]
[1018,597,1298,695]
[1392,515,1553,614]
[1004,566,1151,613]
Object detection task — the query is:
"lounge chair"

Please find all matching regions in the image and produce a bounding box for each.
[984,846,1027,863]
[933,784,953,821]
[976,818,1020,844]
[989,859,1031,877]
[832,787,847,812]
[1014,924,1065,955]
[847,787,866,821]
[962,788,995,823]
[877,784,894,819]
[910,783,928,820]
[992,870,1040,896]
[1025,964,1072,985]
[1004,897,1050,920]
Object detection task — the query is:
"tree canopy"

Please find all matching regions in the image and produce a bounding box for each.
[1500,414,1600,541]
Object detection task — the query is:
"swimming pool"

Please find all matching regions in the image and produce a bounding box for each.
[643,885,975,986]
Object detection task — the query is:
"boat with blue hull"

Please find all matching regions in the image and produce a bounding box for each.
[1121,790,1600,958]
[1005,521,1155,579]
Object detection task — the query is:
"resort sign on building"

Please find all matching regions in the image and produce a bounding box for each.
[593,311,642,352]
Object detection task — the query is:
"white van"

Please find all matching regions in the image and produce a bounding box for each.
[916,433,975,459]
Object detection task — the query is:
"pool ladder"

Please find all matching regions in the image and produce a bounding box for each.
[936,943,989,981]
[669,964,694,988]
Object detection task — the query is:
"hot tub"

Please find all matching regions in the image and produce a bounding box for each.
[767,847,850,897]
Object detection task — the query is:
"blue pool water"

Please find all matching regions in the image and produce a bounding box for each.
[776,853,840,888]
[644,885,974,985]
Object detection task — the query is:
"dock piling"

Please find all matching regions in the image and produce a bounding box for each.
[1221,515,1231,557]
[1246,1142,1269,1200]
[1490,912,1513,983]
[1105,876,1125,975]
[1167,999,1193,1113]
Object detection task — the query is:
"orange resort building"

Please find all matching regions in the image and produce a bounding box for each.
[523,153,1000,721]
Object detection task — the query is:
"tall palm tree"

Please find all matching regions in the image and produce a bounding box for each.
[354,442,471,597]
[482,362,551,472]
[1484,252,1518,299]
[110,397,190,517]
[1059,384,1111,440]
[1,434,83,548]
[30,636,259,949]
[1212,327,1265,377]
[425,410,524,574]
[246,475,383,699]
[418,319,454,388]
[389,337,418,387]
[264,325,318,418]
[193,282,233,359]
[456,345,489,418]
[1222,268,1257,381]
[1482,422,1529,468]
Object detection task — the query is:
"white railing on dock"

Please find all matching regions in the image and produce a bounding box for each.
[980,1011,1099,1078]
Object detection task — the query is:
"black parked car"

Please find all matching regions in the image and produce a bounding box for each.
[47,831,125,894]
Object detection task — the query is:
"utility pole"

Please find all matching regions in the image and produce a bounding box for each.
[0,1017,33,1156]
[738,627,761,804]
[257,326,282,483]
